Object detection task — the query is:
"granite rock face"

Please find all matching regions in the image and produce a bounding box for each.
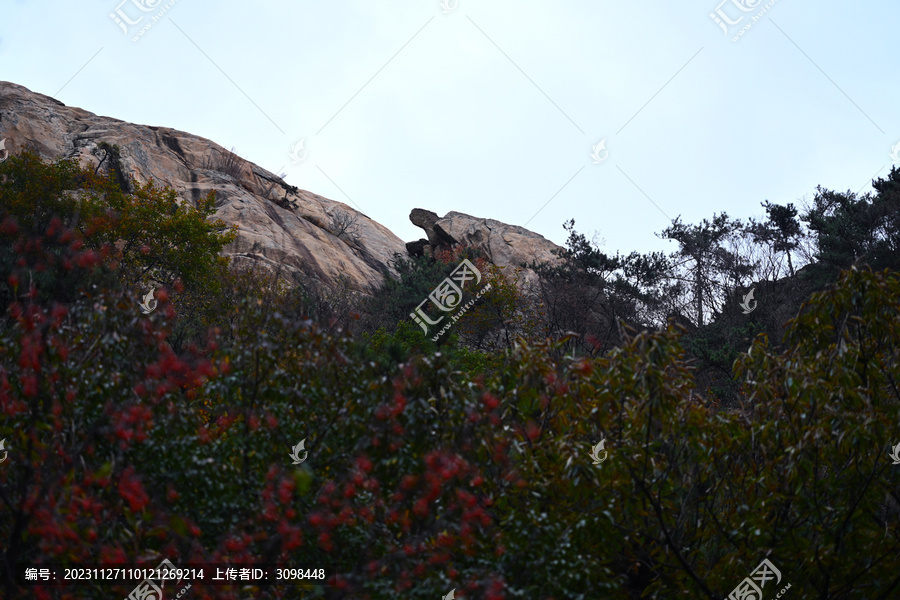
[408,209,563,271]
[0,81,566,294]
[0,81,406,293]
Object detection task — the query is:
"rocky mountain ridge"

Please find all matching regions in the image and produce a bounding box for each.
[0,81,562,292]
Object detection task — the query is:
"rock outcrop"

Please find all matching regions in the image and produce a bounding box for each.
[0,81,567,294]
[0,81,406,293]
[408,209,563,271]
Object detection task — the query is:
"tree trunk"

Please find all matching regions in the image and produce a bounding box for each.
[695,262,703,326]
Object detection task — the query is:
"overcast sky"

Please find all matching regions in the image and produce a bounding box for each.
[1,1,898,256]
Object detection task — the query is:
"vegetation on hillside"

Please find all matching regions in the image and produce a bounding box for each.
[1,153,899,599]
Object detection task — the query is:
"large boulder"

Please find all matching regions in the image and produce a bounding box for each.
[410,208,457,249]
[435,210,562,270]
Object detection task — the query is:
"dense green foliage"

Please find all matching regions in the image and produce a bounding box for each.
[804,169,900,275]
[2,155,900,599]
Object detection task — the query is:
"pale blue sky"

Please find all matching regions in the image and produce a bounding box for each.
[1,0,897,256]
